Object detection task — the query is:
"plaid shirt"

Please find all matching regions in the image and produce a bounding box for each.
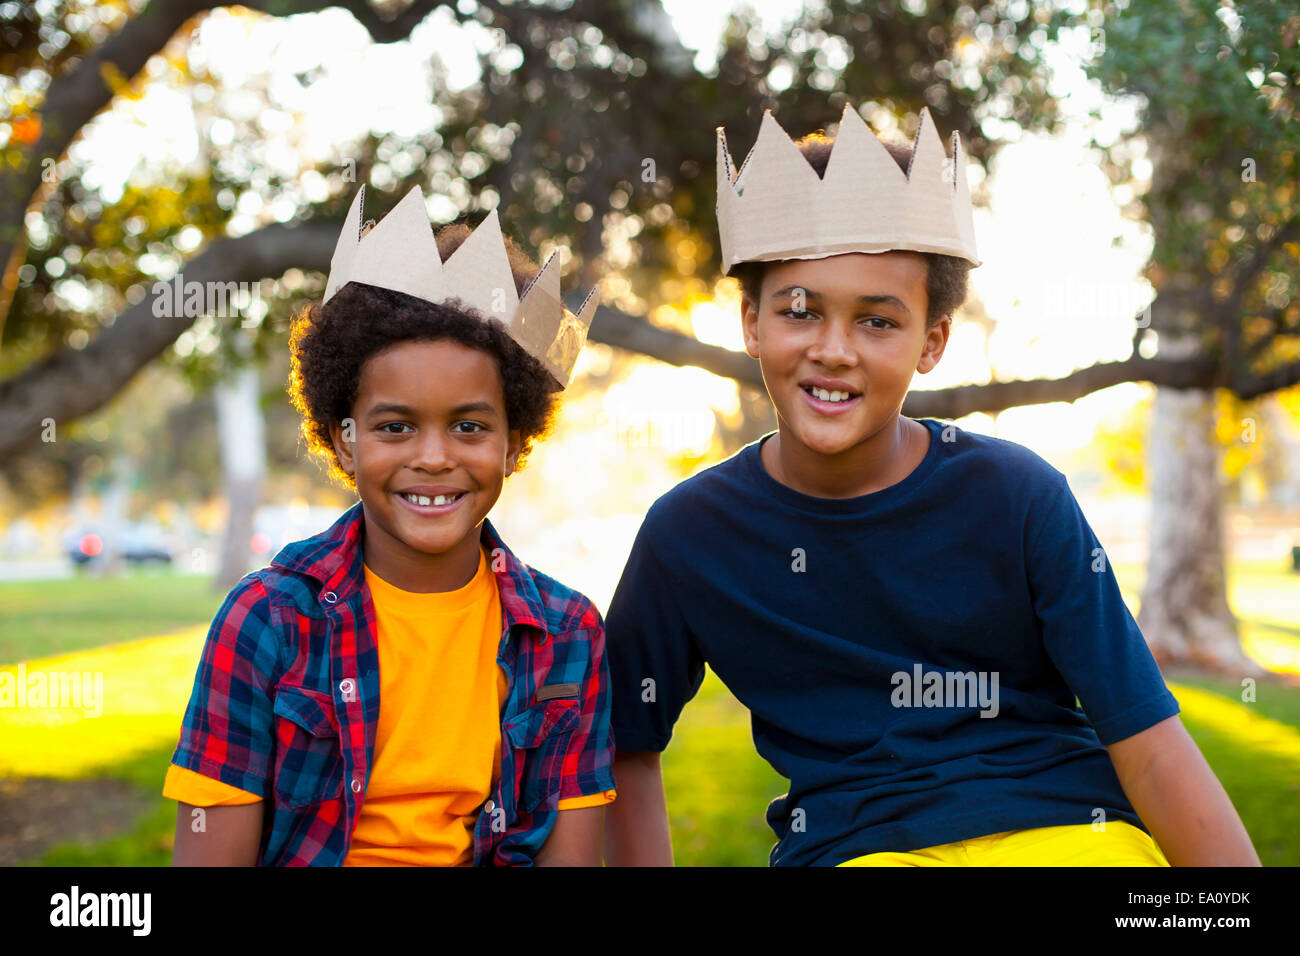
[170,502,615,866]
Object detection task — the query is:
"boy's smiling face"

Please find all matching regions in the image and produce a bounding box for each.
[329,338,521,592]
[741,250,949,465]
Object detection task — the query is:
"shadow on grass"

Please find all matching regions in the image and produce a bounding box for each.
[16,744,177,867]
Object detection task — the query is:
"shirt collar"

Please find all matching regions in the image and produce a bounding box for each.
[269,501,547,633]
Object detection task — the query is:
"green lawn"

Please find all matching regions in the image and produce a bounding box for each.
[5,565,1299,866]
[21,745,179,867]
[0,570,224,665]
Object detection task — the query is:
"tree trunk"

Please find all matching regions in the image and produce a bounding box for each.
[95,451,134,578]
[1137,382,1261,674]
[213,366,266,593]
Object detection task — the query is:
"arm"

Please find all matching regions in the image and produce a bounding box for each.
[1022,478,1244,861]
[603,750,674,866]
[1105,715,1260,866]
[169,577,279,864]
[601,505,703,866]
[172,802,264,866]
[534,805,606,866]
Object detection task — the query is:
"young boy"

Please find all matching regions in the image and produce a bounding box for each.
[603,104,1259,866]
[163,184,615,866]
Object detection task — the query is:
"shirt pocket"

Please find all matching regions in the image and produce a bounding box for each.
[504,696,580,814]
[271,684,345,809]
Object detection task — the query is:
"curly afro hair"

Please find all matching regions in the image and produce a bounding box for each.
[730,130,972,327]
[288,220,559,491]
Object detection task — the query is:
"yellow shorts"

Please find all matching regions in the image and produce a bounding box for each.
[837,821,1170,866]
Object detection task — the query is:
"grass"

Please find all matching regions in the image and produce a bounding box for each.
[27,666,1300,867]
[0,570,224,666]
[5,564,1299,866]
[0,627,208,779]
[19,744,179,867]
[1159,672,1300,866]
[659,669,789,866]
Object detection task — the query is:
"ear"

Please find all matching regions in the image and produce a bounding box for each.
[504,429,523,477]
[741,292,761,360]
[328,418,357,479]
[916,315,951,374]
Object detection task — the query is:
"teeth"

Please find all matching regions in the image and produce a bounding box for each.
[809,386,854,402]
[401,492,459,506]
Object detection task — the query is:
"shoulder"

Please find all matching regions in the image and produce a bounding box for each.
[195,571,290,682]
[211,556,336,646]
[923,418,1067,500]
[211,570,278,626]
[230,563,323,623]
[521,564,605,637]
[637,442,756,538]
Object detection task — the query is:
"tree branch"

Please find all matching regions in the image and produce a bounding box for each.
[2,215,1267,460]
[0,219,336,458]
[1,0,451,334]
[583,305,763,387]
[295,0,446,43]
[901,353,1219,420]
[2,0,213,330]
[1232,358,1300,401]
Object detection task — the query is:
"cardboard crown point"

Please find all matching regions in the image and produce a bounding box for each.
[322,185,597,389]
[715,103,981,274]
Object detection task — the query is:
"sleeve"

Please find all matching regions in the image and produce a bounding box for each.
[1026,475,1180,745]
[163,762,262,806]
[554,603,618,803]
[603,507,706,753]
[167,575,281,798]
[556,790,617,810]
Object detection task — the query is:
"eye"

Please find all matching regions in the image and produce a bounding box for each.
[862,316,895,329]
[780,308,818,320]
[378,422,412,434]
[453,421,486,434]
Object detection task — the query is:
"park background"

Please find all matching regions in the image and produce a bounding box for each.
[1,0,1298,865]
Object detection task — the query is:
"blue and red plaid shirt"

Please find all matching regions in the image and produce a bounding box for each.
[170,501,616,865]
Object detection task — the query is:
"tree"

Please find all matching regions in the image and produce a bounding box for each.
[3,0,1244,460]
[1051,0,1299,672]
[2,1,1296,663]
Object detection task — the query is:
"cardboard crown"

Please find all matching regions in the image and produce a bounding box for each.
[323,184,599,389]
[716,103,981,274]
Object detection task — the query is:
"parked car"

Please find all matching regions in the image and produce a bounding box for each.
[251,505,345,558]
[64,523,177,566]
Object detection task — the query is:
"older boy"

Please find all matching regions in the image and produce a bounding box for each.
[603,104,1258,866]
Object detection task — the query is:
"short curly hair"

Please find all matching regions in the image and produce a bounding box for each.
[730,131,971,327]
[288,220,559,490]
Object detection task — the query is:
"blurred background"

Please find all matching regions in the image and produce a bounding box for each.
[1,0,1297,866]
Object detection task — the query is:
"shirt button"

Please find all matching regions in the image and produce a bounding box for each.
[485,800,495,812]
[322,590,337,604]
[350,778,362,793]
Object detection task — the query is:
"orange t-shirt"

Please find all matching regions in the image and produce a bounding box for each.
[163,544,614,864]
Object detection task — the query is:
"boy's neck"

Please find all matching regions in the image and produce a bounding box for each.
[761,414,928,500]
[360,520,485,594]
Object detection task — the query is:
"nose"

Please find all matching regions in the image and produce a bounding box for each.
[806,315,857,369]
[407,428,456,474]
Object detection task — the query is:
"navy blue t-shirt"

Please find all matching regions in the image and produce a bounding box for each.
[604,417,1180,866]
